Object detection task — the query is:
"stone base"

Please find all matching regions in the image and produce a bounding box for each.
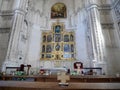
[1,60,20,72]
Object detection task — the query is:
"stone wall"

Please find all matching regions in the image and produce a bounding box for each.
[26,0,89,69]
[0,0,14,70]
[106,0,120,76]
[0,29,10,71]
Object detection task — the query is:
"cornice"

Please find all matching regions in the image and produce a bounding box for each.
[0,10,14,16]
[86,4,99,11]
[0,28,10,33]
[14,8,27,16]
[0,9,26,16]
[101,23,114,29]
[99,5,111,10]
[86,4,111,11]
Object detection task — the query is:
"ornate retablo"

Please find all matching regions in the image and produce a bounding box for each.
[41,22,75,60]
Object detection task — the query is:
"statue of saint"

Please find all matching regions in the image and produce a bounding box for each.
[76,63,81,75]
[55,43,60,51]
[55,25,61,33]
[43,35,46,42]
[74,62,83,75]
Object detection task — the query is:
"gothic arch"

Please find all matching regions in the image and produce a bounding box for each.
[51,2,67,19]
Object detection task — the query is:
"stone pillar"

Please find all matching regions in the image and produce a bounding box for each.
[2,0,28,71]
[86,0,105,63]
[0,0,2,9]
[25,6,41,68]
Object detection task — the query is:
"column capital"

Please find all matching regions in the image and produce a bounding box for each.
[87,4,99,11]
[13,0,28,15]
[14,8,26,16]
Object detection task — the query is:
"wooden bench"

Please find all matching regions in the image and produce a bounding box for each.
[0,81,120,90]
[1,75,120,83]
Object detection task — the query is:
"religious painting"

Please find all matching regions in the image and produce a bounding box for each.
[43,35,46,42]
[64,35,69,42]
[47,35,52,42]
[42,45,45,53]
[55,25,61,33]
[64,44,70,52]
[70,34,74,41]
[55,43,60,51]
[55,34,61,42]
[46,45,52,53]
[51,3,67,19]
[71,54,74,58]
[71,44,74,52]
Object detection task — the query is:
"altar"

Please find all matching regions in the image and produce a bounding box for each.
[1,75,120,83]
[40,67,67,75]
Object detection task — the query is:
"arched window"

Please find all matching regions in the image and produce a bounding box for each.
[51,3,67,19]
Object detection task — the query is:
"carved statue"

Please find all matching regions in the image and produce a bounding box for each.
[74,62,83,75]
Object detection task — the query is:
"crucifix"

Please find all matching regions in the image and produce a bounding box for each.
[57,71,70,86]
[76,63,81,75]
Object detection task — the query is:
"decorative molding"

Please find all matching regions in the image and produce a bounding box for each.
[0,8,27,16]
[99,5,111,10]
[87,4,99,11]
[0,10,14,16]
[101,23,114,29]
[86,4,111,11]
[0,28,10,33]
[14,9,26,16]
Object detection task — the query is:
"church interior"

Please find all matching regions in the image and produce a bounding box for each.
[0,0,120,89]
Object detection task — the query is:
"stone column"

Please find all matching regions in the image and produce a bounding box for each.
[0,0,2,10]
[86,0,104,63]
[2,0,28,70]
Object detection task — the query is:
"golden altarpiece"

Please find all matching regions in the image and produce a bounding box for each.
[41,23,75,60]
